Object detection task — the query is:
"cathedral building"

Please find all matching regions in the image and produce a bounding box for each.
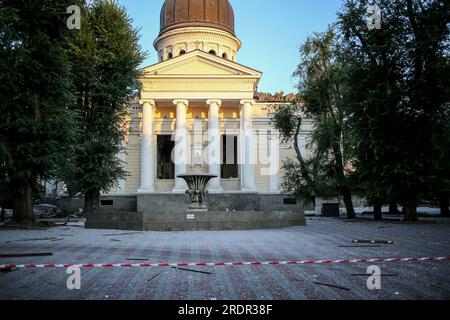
[85,0,310,230]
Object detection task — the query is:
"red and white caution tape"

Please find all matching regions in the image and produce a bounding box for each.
[0,256,449,270]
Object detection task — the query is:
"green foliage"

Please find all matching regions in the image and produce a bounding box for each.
[274,1,449,220]
[272,28,356,216]
[271,103,302,144]
[338,0,450,212]
[0,0,79,215]
[65,0,145,196]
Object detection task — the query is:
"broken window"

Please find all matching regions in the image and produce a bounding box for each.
[221,135,238,179]
[157,135,175,180]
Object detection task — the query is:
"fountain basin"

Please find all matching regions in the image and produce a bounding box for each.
[177,174,217,212]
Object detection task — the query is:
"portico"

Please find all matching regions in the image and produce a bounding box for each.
[138,96,260,194]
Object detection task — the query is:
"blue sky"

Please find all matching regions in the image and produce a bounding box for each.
[117,0,345,94]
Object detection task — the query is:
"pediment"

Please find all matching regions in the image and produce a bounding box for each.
[141,50,262,78]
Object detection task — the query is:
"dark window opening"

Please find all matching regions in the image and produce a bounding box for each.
[101,200,114,206]
[157,135,175,179]
[222,53,228,59]
[209,50,217,55]
[221,135,238,179]
[168,52,173,59]
[180,50,186,55]
[283,198,298,205]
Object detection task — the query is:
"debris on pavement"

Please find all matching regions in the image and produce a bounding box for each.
[339,245,382,248]
[6,237,64,243]
[102,232,143,237]
[171,266,214,275]
[147,274,160,282]
[352,240,394,244]
[351,273,399,277]
[0,253,53,258]
[313,281,351,291]
[0,267,19,273]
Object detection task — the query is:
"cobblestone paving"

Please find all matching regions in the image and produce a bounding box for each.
[0,217,449,300]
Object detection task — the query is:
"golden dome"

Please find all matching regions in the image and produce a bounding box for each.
[160,0,235,35]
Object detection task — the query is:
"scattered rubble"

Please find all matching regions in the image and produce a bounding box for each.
[171,266,214,275]
[353,240,394,244]
[102,232,143,237]
[351,273,398,277]
[6,237,64,243]
[313,281,351,291]
[0,267,18,273]
[147,273,160,282]
[339,245,382,248]
[0,253,53,258]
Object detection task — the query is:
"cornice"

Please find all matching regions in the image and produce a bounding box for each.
[154,26,241,49]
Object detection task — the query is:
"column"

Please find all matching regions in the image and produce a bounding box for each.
[240,100,257,192]
[268,131,280,193]
[207,99,223,192]
[172,99,189,192]
[138,100,155,193]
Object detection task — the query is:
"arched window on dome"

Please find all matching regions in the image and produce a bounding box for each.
[179,50,186,55]
[167,52,173,59]
[222,53,228,59]
[209,50,217,56]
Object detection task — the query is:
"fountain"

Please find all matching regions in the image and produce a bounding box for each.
[177,173,217,212]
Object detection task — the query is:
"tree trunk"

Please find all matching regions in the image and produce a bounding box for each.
[439,193,449,218]
[403,198,418,222]
[1,207,5,222]
[12,182,34,224]
[84,190,100,215]
[342,188,356,219]
[389,202,400,215]
[373,200,383,221]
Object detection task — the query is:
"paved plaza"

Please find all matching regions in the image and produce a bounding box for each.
[0,217,449,300]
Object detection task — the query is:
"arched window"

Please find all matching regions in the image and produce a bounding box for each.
[222,53,228,59]
[168,52,173,59]
[179,50,186,55]
[209,50,217,55]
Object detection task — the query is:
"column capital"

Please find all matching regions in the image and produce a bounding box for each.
[173,99,189,107]
[139,99,156,107]
[206,99,222,107]
[240,99,255,106]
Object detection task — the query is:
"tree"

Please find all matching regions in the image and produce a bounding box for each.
[0,0,79,223]
[66,0,145,214]
[338,0,450,221]
[431,107,450,217]
[272,28,356,219]
[272,103,330,205]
